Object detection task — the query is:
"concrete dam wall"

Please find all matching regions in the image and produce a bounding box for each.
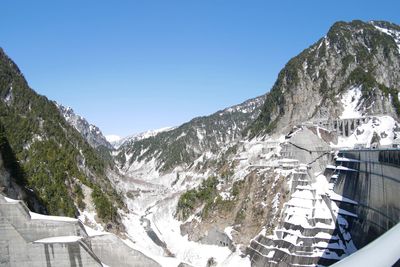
[333,149,400,249]
[247,128,400,266]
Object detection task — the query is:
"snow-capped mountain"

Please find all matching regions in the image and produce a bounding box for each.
[108,126,175,149]
[57,104,113,150]
[105,134,122,144]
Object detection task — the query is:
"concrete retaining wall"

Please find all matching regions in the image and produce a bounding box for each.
[0,195,160,267]
[90,234,161,267]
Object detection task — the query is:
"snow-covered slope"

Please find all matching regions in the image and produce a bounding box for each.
[372,20,400,53]
[116,95,265,174]
[105,134,122,144]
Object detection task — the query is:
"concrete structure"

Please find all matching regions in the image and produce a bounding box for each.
[0,195,161,267]
[247,168,357,267]
[199,227,234,251]
[332,221,400,267]
[332,149,400,249]
[91,235,162,267]
[262,141,281,154]
[280,128,332,173]
[307,116,372,137]
[246,129,363,267]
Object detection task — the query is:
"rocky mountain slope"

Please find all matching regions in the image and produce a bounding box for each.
[248,20,400,137]
[116,95,264,174]
[0,48,123,232]
[57,103,113,150]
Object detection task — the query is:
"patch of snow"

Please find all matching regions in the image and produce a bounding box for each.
[83,225,109,237]
[224,226,235,240]
[340,87,362,119]
[373,24,400,54]
[105,134,121,143]
[4,86,12,104]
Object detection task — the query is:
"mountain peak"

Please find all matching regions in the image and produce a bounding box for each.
[248,19,400,137]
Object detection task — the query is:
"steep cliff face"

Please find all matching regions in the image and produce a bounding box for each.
[249,20,400,136]
[57,104,113,151]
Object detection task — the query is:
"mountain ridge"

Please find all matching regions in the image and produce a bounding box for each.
[247,20,400,137]
[116,94,265,173]
[56,103,113,150]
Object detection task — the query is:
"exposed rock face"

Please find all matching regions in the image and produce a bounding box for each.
[179,170,290,252]
[57,104,113,150]
[249,20,400,136]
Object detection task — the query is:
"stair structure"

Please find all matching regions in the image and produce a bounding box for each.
[247,163,358,266]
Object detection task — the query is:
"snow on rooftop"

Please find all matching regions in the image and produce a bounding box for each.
[315,232,337,240]
[292,189,314,200]
[335,157,361,163]
[34,236,82,243]
[29,211,78,222]
[326,165,357,172]
[4,196,20,203]
[329,191,358,205]
[336,166,357,172]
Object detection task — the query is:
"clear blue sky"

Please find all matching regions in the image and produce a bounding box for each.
[1,1,399,136]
